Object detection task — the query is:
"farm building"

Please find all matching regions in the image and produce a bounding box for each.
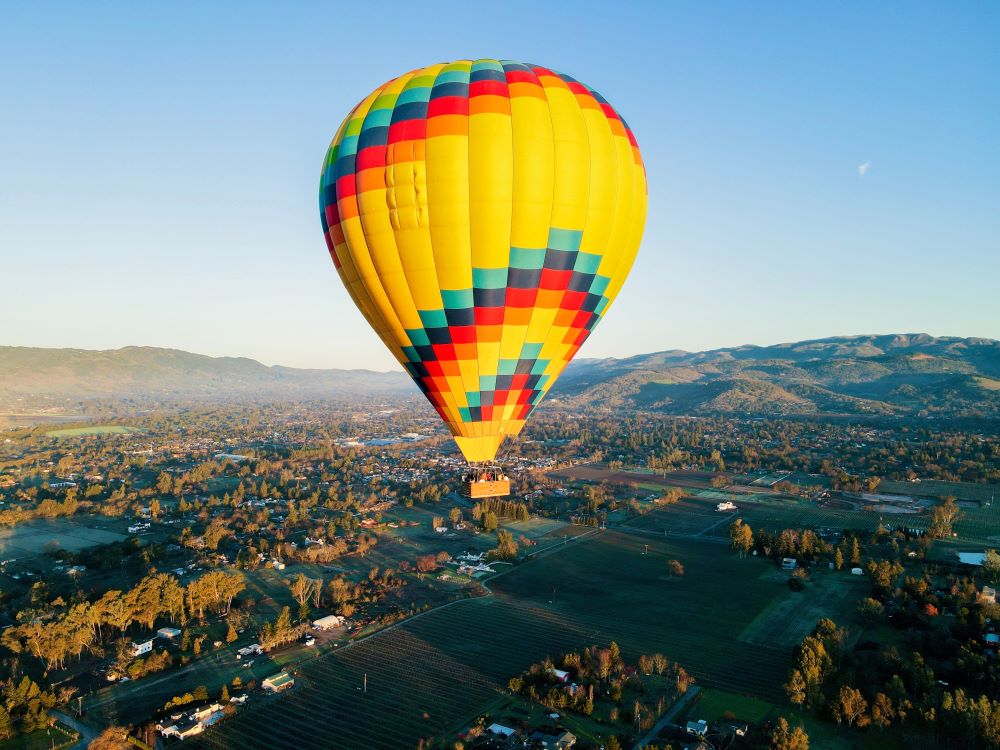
[263,671,295,692]
[487,723,516,737]
[313,614,344,630]
[528,729,576,748]
[158,627,182,639]
[780,558,797,570]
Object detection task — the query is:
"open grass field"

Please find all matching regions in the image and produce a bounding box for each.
[45,425,138,437]
[0,518,126,558]
[622,496,728,536]
[738,568,870,650]
[501,517,569,539]
[192,531,797,750]
[0,722,78,750]
[688,688,775,724]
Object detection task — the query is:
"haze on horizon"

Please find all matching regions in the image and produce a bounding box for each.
[3,1,998,370]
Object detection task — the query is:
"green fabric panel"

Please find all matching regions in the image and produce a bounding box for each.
[473,267,507,288]
[509,247,546,269]
[418,309,448,328]
[547,227,583,252]
[441,288,473,309]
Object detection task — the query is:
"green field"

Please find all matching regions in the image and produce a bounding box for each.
[45,425,137,437]
[0,722,78,750]
[622,496,726,536]
[688,688,775,724]
[501,517,569,539]
[0,518,126,558]
[192,532,802,750]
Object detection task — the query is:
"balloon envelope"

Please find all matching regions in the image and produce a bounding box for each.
[320,59,646,463]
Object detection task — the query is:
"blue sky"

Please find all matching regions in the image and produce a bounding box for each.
[3,1,998,370]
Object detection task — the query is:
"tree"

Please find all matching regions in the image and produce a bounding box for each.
[870,692,895,732]
[288,573,317,607]
[489,530,518,561]
[834,547,844,570]
[784,669,807,707]
[220,684,230,703]
[850,537,861,565]
[982,549,1000,584]
[226,622,238,643]
[448,507,462,525]
[88,726,132,750]
[831,685,869,727]
[482,511,498,532]
[770,717,809,750]
[0,707,11,741]
[929,496,961,539]
[667,559,684,578]
[857,597,885,626]
[729,519,754,558]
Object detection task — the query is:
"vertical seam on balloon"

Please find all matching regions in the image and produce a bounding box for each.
[510,62,560,431]
[519,66,592,425]
[539,78,621,395]
[416,62,465,443]
[495,61,549,447]
[493,59,516,460]
[466,60,484,458]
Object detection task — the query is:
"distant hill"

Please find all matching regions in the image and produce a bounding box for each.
[0,346,411,404]
[550,334,1000,418]
[3,334,999,418]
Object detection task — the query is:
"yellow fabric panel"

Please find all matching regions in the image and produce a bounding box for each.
[603,158,648,305]
[592,125,638,294]
[468,112,513,269]
[537,72,589,232]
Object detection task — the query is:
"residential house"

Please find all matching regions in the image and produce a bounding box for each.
[529,730,576,749]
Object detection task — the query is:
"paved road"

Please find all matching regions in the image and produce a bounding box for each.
[632,685,701,750]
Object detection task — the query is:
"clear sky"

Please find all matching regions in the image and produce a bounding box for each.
[3,1,998,370]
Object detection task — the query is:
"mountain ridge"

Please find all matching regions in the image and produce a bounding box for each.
[553,334,1000,418]
[2,334,999,417]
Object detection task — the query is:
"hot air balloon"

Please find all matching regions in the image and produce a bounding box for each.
[319,59,646,498]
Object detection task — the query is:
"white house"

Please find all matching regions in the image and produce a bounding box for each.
[131,639,154,656]
[487,723,516,737]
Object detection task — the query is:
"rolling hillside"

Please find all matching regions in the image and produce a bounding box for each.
[3,334,999,417]
[0,346,411,403]
[550,334,1000,418]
